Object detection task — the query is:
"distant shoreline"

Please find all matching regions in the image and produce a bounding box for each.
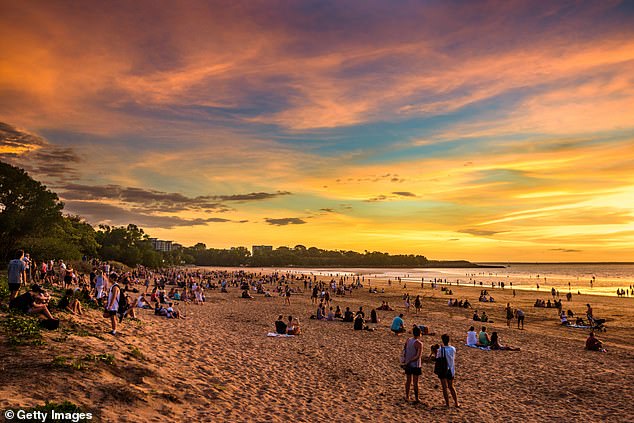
[479,262,634,265]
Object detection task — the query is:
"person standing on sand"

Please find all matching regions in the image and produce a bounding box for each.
[436,334,460,408]
[7,250,27,301]
[505,303,514,327]
[515,308,525,330]
[104,274,120,335]
[414,295,422,314]
[401,326,423,403]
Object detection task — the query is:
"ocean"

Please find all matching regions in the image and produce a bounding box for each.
[231,263,634,297]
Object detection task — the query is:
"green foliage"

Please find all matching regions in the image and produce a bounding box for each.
[52,353,115,370]
[128,346,145,361]
[0,275,9,301]
[0,161,64,261]
[2,313,43,345]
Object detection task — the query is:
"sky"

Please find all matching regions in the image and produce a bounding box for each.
[1,0,634,261]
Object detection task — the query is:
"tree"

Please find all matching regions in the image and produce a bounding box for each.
[0,161,64,261]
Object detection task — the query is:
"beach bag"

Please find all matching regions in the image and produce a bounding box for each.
[117,287,129,317]
[434,347,451,378]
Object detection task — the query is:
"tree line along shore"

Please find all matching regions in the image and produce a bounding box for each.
[0,161,489,269]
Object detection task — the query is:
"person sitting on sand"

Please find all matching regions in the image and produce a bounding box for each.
[490,332,520,351]
[275,315,287,334]
[316,303,326,320]
[287,316,301,335]
[480,311,489,322]
[370,308,379,324]
[585,332,606,352]
[343,307,354,322]
[560,311,570,325]
[391,313,406,334]
[478,326,490,347]
[10,284,57,321]
[166,303,179,319]
[57,289,83,315]
[472,310,481,321]
[466,326,478,347]
[136,294,152,309]
[354,311,367,330]
[334,306,342,319]
[326,307,335,321]
[463,299,472,309]
[241,289,253,299]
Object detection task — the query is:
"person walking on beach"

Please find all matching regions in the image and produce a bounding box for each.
[436,334,459,408]
[414,295,422,314]
[401,326,423,403]
[7,250,27,301]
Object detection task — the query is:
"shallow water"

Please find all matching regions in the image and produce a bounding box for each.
[212,263,634,297]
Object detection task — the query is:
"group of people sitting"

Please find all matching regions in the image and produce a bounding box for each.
[377,301,394,311]
[274,315,301,335]
[472,310,491,322]
[466,326,520,351]
[534,298,562,309]
[368,287,385,294]
[478,293,495,302]
[447,298,472,308]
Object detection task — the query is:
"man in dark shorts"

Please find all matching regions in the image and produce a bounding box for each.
[7,250,26,301]
[402,326,423,403]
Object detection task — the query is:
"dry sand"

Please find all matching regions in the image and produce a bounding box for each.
[1,273,633,422]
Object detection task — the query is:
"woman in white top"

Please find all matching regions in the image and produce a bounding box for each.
[466,326,478,346]
[436,334,460,408]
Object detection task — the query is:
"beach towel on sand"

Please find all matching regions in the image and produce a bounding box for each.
[267,332,295,337]
[564,324,592,329]
[465,344,491,351]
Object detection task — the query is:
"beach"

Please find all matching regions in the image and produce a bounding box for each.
[1,268,633,422]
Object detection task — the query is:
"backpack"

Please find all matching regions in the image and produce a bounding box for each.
[434,347,452,378]
[117,285,129,316]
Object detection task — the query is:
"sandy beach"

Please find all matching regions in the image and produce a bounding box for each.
[1,271,633,422]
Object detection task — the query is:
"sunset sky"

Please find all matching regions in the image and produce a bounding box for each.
[1,0,633,261]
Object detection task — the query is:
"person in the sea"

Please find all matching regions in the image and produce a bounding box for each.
[275,315,287,335]
[401,326,423,404]
[391,313,406,334]
[585,332,606,352]
[436,334,460,408]
[490,332,520,351]
[478,326,490,347]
